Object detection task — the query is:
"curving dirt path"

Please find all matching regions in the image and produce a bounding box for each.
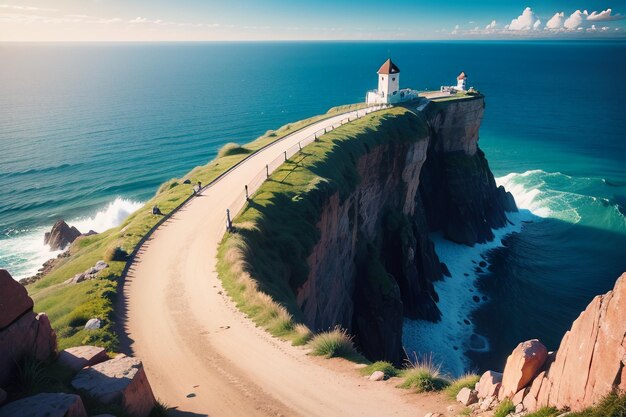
[120,108,450,416]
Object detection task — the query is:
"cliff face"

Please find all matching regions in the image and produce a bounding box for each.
[296,97,517,364]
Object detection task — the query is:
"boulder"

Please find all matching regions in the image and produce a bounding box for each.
[58,345,109,371]
[456,387,478,406]
[0,270,57,387]
[44,220,81,250]
[94,260,109,272]
[499,339,547,399]
[0,269,33,329]
[524,273,626,412]
[0,393,87,417]
[512,388,527,405]
[369,371,385,381]
[477,370,502,399]
[84,318,101,330]
[72,354,156,417]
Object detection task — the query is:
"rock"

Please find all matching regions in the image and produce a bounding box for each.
[58,345,109,371]
[0,389,5,406]
[456,387,479,406]
[0,393,87,417]
[72,354,156,417]
[369,371,385,381]
[512,388,527,405]
[0,269,33,329]
[183,179,191,184]
[527,273,626,412]
[44,220,81,250]
[477,371,502,399]
[0,271,57,386]
[83,230,98,237]
[480,395,496,411]
[94,260,109,272]
[84,318,101,330]
[515,403,524,413]
[499,339,547,399]
[522,370,545,412]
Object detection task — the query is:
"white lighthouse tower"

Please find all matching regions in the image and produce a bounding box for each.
[456,71,467,91]
[366,58,416,104]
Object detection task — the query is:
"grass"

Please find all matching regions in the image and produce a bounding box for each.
[444,373,480,399]
[525,407,560,417]
[568,393,626,417]
[308,327,359,360]
[397,354,450,393]
[26,102,373,353]
[217,143,252,158]
[493,398,515,417]
[216,105,427,349]
[360,361,401,379]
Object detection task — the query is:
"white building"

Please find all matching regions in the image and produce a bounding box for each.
[456,71,467,91]
[366,59,417,104]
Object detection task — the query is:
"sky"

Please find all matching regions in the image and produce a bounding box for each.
[1,0,625,41]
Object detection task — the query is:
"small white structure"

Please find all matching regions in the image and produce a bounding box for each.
[366,59,417,104]
[456,71,467,91]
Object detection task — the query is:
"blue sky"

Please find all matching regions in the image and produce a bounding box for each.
[1,0,625,41]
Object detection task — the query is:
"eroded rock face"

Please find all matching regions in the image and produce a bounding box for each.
[44,220,81,250]
[72,354,155,417]
[477,370,502,399]
[0,393,87,417]
[0,269,33,329]
[499,339,547,400]
[0,270,57,387]
[524,273,626,412]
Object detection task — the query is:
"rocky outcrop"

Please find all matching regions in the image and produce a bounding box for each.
[58,345,109,371]
[72,354,156,417]
[476,273,626,414]
[0,270,57,387]
[44,220,81,250]
[0,393,87,417]
[65,260,108,284]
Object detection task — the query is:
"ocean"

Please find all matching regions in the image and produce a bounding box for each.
[1,41,625,375]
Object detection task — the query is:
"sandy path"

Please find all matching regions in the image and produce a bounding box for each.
[120,109,449,416]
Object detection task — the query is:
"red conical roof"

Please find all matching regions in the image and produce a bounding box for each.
[377,59,400,75]
[457,71,467,80]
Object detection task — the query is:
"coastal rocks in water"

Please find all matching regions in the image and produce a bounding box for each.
[66,261,109,284]
[477,370,502,399]
[525,273,626,412]
[71,354,156,417]
[58,345,109,371]
[84,318,101,330]
[44,220,81,250]
[0,269,33,328]
[456,387,478,406]
[0,393,88,417]
[369,371,385,381]
[0,270,57,387]
[499,339,547,400]
[20,251,70,285]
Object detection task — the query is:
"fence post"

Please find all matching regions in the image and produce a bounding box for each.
[284,151,287,161]
[245,185,249,201]
[266,164,269,178]
[226,209,232,231]
[314,132,318,142]
[298,142,302,150]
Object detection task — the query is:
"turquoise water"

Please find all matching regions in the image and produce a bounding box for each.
[1,41,625,373]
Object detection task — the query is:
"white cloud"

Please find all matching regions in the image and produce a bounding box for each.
[451,24,460,35]
[587,8,624,21]
[485,20,497,30]
[0,4,57,12]
[564,10,587,30]
[508,7,541,31]
[546,12,565,30]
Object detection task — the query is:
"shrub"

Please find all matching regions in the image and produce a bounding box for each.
[217,143,251,158]
[360,361,400,379]
[308,327,358,359]
[445,373,480,399]
[292,324,313,346]
[398,354,449,392]
[104,245,128,262]
[494,399,515,417]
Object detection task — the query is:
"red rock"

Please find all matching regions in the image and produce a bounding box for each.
[58,345,109,371]
[477,370,502,399]
[0,269,33,329]
[0,393,87,417]
[499,339,547,399]
[522,370,545,411]
[0,311,57,386]
[524,273,626,412]
[512,387,527,405]
[72,354,156,417]
[456,387,478,406]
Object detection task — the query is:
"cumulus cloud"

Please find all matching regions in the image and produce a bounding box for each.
[564,10,587,30]
[546,12,565,30]
[508,7,542,31]
[587,8,624,21]
[451,24,460,35]
[485,20,497,30]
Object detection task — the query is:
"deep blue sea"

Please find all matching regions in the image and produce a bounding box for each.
[1,41,625,374]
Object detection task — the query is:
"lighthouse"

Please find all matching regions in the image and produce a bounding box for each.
[366,58,415,104]
[456,72,467,91]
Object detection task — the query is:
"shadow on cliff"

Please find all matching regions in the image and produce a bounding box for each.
[466,214,626,372]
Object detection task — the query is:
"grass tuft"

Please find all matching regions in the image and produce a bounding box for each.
[360,361,400,379]
[445,373,480,399]
[568,392,626,417]
[217,143,252,158]
[525,407,560,417]
[398,354,450,392]
[494,398,515,417]
[292,324,313,346]
[308,327,358,359]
